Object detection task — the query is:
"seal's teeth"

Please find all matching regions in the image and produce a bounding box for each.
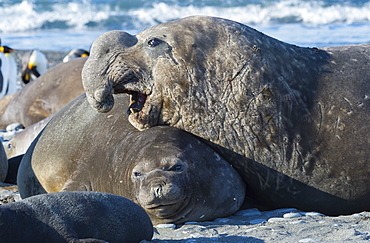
[130,107,140,113]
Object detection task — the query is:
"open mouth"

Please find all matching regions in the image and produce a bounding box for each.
[111,70,159,129]
[112,69,150,118]
[123,89,155,130]
[128,91,148,115]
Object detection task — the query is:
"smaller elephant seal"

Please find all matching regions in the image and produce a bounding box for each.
[5,116,52,159]
[0,191,153,243]
[3,115,53,184]
[0,57,86,129]
[17,93,246,224]
[3,117,52,184]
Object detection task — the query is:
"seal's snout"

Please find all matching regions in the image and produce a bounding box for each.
[86,91,114,113]
[94,88,112,103]
[150,179,166,199]
[82,30,138,113]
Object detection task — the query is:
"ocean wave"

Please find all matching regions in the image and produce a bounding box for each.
[130,0,370,26]
[1,0,370,33]
[0,1,122,32]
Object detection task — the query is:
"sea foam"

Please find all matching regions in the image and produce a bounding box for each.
[1,0,370,33]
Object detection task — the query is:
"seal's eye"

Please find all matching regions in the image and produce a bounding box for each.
[147,38,162,47]
[169,164,183,172]
[134,171,142,177]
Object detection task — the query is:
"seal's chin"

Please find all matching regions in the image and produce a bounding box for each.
[144,198,192,223]
[145,203,177,211]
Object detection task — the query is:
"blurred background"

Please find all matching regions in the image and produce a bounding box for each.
[1,0,370,51]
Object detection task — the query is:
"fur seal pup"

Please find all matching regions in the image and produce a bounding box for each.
[82,16,370,215]
[0,191,153,243]
[0,57,85,129]
[17,93,246,224]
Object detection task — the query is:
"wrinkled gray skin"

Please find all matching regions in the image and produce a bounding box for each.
[0,191,153,243]
[83,16,370,215]
[0,57,85,129]
[17,93,246,224]
[5,116,52,159]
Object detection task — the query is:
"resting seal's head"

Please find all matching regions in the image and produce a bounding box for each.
[125,126,245,224]
[82,16,269,132]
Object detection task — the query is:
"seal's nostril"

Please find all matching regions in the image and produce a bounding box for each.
[94,88,109,103]
[153,185,163,198]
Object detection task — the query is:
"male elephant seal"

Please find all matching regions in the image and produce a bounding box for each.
[82,16,370,215]
[0,57,85,129]
[17,93,246,224]
[0,191,153,243]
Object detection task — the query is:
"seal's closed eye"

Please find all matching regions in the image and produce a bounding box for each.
[169,164,183,172]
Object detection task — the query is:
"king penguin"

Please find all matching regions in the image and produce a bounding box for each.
[21,49,47,84]
[0,40,18,98]
[63,48,89,62]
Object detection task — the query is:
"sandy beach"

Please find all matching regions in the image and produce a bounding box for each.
[1,50,370,242]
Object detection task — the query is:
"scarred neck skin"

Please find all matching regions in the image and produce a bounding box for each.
[150,29,326,178]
